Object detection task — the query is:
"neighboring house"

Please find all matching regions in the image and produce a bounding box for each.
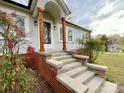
[0,0,91,53]
[108,44,117,52]
[108,44,121,52]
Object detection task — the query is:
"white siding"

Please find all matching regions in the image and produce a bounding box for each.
[30,17,40,52]
[53,23,63,50]
[53,24,90,50]
[0,3,36,53]
[65,26,89,50]
[0,0,91,53]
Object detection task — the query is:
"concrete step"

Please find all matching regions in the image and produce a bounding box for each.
[57,74,88,93]
[60,62,82,73]
[62,58,77,63]
[46,59,74,68]
[52,52,68,57]
[86,77,105,93]
[74,71,95,84]
[100,81,117,93]
[56,58,77,67]
[65,66,88,78]
[47,58,78,69]
[53,55,72,60]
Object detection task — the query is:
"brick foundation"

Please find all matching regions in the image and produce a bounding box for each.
[28,53,72,93]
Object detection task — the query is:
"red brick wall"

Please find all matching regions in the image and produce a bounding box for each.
[28,53,72,93]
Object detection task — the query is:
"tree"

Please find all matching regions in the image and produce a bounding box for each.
[107,34,124,51]
[108,34,121,45]
[0,10,36,93]
[79,38,103,63]
[100,35,108,52]
[117,36,124,45]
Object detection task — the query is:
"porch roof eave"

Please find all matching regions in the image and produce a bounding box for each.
[56,0,71,15]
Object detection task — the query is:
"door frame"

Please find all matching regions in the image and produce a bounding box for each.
[43,19,54,49]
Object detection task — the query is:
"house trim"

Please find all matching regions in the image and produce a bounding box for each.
[66,21,91,33]
[56,0,71,15]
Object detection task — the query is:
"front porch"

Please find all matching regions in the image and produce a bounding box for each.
[38,1,69,52]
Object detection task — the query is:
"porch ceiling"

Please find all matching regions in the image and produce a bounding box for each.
[45,1,61,20]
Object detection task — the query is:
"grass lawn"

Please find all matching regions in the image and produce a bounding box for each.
[95,52,124,84]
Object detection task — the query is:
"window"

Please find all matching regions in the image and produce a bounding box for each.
[68,30,73,41]
[81,33,85,39]
[60,26,63,41]
[3,0,32,9]
[0,16,26,49]
[11,0,30,6]
[15,16,25,32]
[86,34,89,39]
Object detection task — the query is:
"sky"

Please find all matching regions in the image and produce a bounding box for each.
[64,0,124,36]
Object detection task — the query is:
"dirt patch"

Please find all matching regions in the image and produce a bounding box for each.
[34,75,55,93]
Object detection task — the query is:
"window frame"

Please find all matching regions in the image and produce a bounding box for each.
[81,33,85,40]
[59,25,63,42]
[14,13,30,34]
[68,29,73,42]
[2,0,32,9]
[15,15,25,32]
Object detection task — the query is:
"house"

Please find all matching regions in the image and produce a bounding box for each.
[0,0,91,53]
[0,0,118,93]
[108,44,119,52]
[108,43,124,52]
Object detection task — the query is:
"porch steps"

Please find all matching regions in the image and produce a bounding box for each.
[61,58,77,64]
[74,71,95,84]
[46,51,117,93]
[46,58,78,68]
[64,66,88,78]
[57,74,88,93]
[60,62,82,73]
[86,77,105,93]
[53,55,72,60]
[52,52,68,57]
[100,81,117,93]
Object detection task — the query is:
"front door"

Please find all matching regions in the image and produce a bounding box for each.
[43,22,52,48]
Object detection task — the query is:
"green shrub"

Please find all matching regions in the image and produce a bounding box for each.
[78,38,104,63]
[0,10,36,93]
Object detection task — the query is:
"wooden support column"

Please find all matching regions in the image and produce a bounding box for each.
[38,8,45,52]
[62,17,67,51]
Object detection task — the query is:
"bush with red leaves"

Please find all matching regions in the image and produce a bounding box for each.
[0,10,36,93]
